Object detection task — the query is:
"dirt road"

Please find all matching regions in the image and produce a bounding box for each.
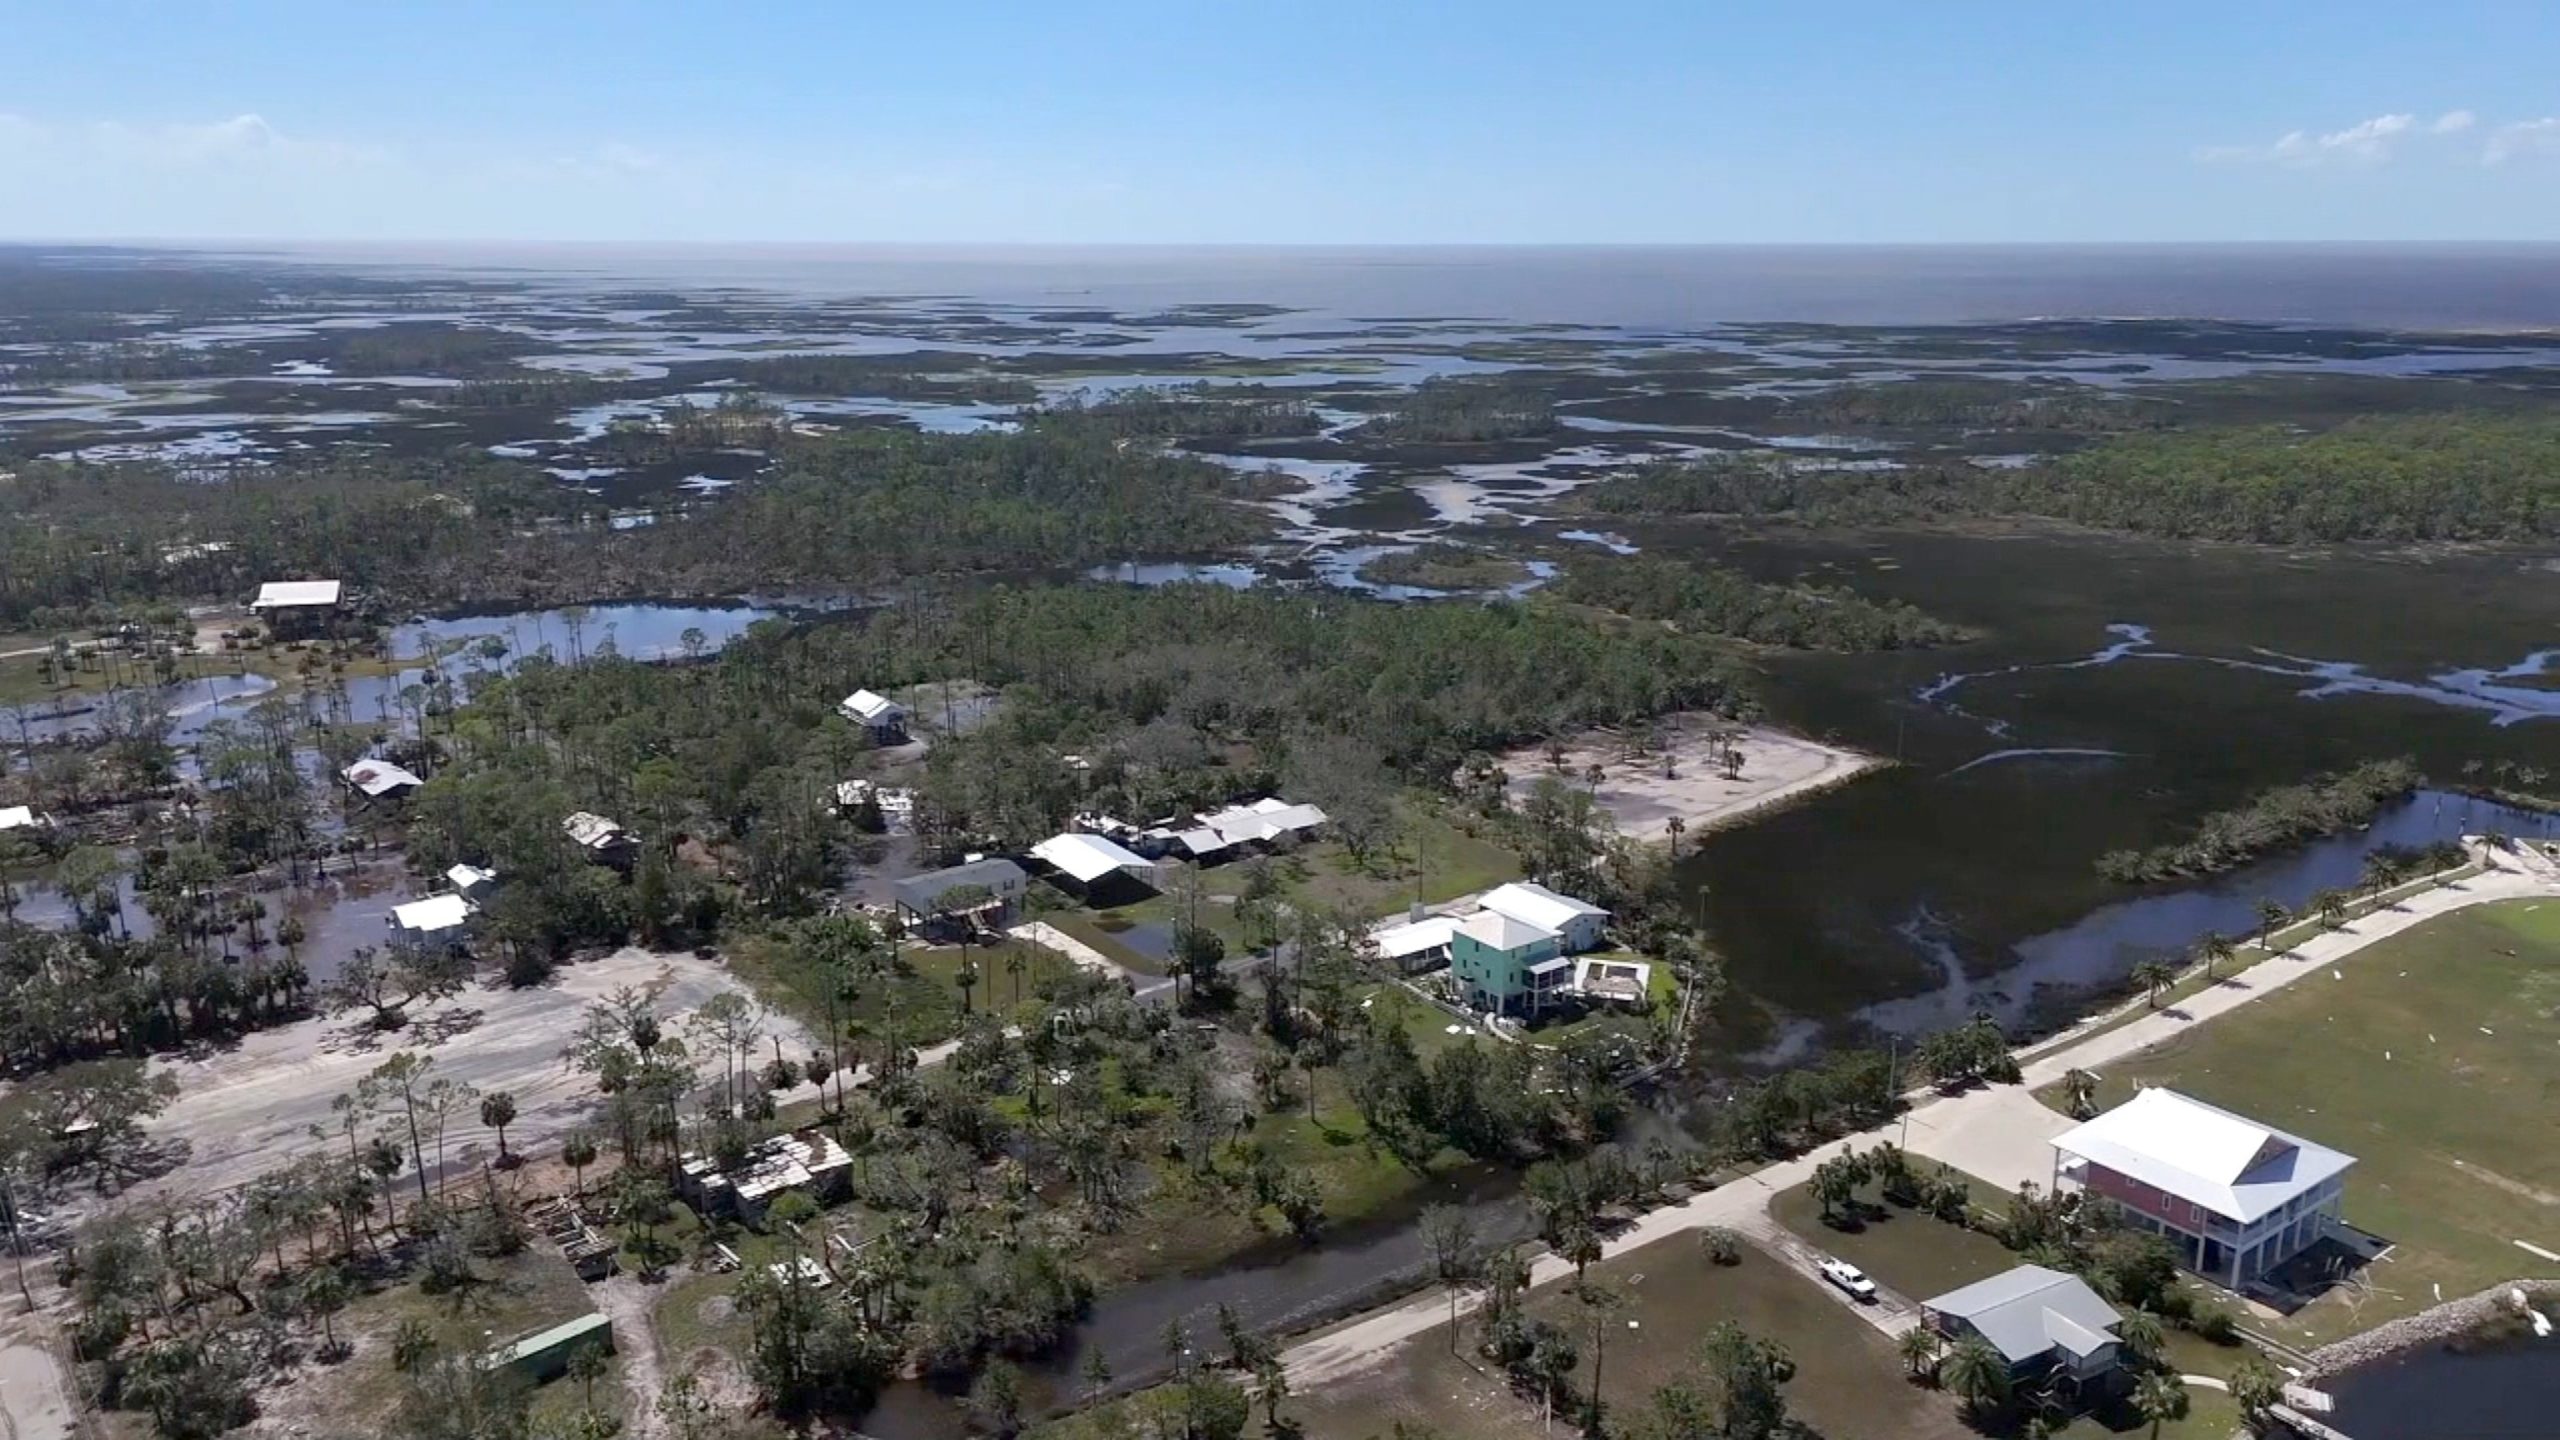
[126,947,820,1204]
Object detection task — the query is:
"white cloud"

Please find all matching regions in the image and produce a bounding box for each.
[2200,111,2416,166]
[2432,110,2477,135]
[2484,117,2560,165]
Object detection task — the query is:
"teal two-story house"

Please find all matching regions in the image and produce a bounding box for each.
[1449,909,1575,1017]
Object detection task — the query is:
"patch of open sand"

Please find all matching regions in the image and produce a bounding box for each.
[1503,721,1884,842]
[113,947,817,1208]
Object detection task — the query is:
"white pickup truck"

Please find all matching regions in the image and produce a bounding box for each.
[1817,1257,1878,1302]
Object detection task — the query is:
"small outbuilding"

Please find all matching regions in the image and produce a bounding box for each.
[446,863,499,901]
[342,759,425,802]
[483,1312,614,1385]
[838,689,911,744]
[0,805,47,835]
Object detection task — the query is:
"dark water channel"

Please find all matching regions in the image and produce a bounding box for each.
[862,1170,1538,1440]
[1851,789,2551,1042]
[2329,1331,2560,1440]
[1670,529,2560,1040]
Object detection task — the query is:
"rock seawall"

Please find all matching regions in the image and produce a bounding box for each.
[2308,1278,2560,1376]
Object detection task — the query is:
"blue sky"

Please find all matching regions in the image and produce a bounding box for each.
[3,0,2556,244]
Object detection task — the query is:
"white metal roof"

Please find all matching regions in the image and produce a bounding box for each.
[1479,881,1609,934]
[447,863,497,892]
[0,805,38,831]
[342,759,424,797]
[1031,831,1157,885]
[2054,1087,2356,1223]
[391,894,474,934]
[1458,908,1559,952]
[1926,1265,2123,1367]
[1372,915,1459,960]
[251,579,342,609]
[839,689,907,724]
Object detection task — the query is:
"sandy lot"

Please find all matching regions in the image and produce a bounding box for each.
[123,947,819,1205]
[1503,721,1883,842]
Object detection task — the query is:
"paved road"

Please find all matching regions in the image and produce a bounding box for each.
[1285,846,2555,1387]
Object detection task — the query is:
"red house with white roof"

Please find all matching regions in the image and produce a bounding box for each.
[2051,1087,2355,1291]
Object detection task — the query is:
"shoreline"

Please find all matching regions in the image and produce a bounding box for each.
[2306,1278,2560,1380]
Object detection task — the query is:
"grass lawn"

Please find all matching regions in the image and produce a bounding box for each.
[2052,862,2483,1051]
[731,932,1076,1045]
[1361,983,1483,1062]
[1769,1176,2020,1301]
[1290,1236,1980,1440]
[298,1245,599,1426]
[1082,1062,1477,1288]
[2038,898,2560,1344]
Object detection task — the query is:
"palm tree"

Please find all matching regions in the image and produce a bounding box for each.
[1940,1336,2011,1419]
[561,1130,598,1201]
[2061,1068,2100,1120]
[2256,899,2289,952]
[2134,1371,2189,1439]
[2202,931,2234,980]
[1664,815,1685,858]
[1810,1154,1860,1223]
[1573,1279,1625,1436]
[2131,960,2178,1008]
[2114,1307,2165,1370]
[2316,889,2349,931]
[1897,1324,1941,1380]
[479,1090,517,1165]
[2228,1353,2286,1429]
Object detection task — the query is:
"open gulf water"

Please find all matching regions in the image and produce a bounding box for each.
[232,241,2560,331]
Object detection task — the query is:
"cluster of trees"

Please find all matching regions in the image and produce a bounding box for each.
[629,428,1272,590]
[2014,414,2560,543]
[392,579,1751,948]
[1806,1140,1973,1227]
[40,1045,556,1440]
[1573,452,1981,527]
[0,916,310,1074]
[0,455,601,623]
[1038,384,1320,440]
[720,353,1040,405]
[3,343,273,384]
[1362,378,1556,443]
[1578,412,2560,546]
[2095,758,2422,883]
[1777,380,2163,433]
[1555,554,1967,652]
[1471,1231,1806,1440]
